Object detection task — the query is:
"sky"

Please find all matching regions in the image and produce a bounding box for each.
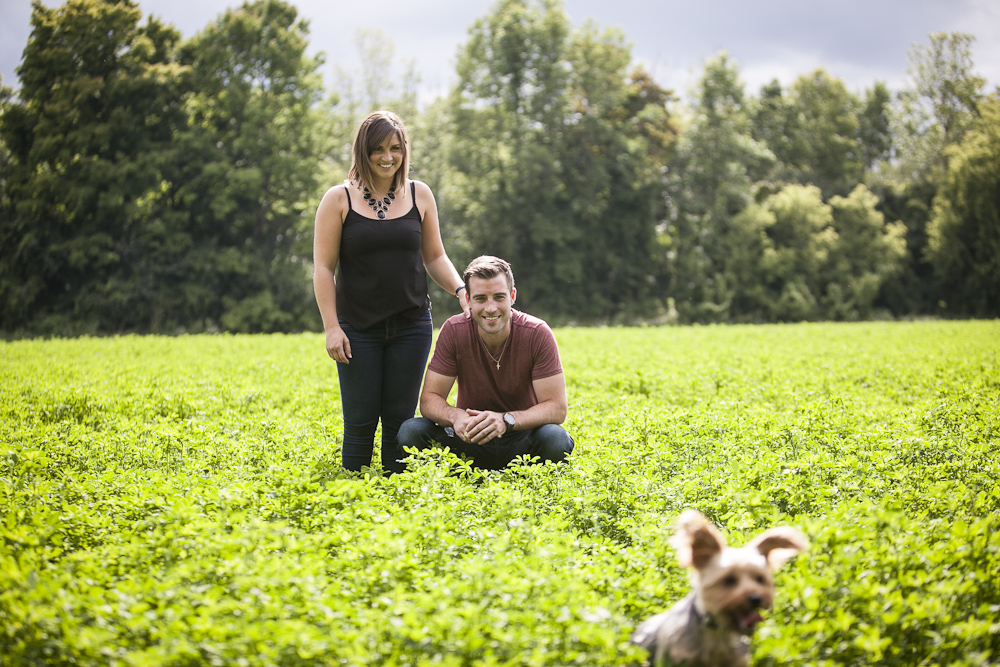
[2,0,999,106]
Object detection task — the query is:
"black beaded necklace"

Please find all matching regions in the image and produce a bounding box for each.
[362,185,395,219]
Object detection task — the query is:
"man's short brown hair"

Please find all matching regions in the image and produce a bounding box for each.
[463,255,515,293]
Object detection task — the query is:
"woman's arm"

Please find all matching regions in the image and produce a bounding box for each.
[414,180,471,319]
[313,184,353,363]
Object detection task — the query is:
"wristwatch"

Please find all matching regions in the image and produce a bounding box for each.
[502,412,516,431]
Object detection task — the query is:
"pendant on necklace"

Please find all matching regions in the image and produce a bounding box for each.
[362,186,395,219]
[483,333,510,370]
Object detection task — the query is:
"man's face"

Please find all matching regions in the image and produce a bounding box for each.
[468,274,515,337]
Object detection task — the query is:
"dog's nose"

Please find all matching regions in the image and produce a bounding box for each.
[747,593,763,608]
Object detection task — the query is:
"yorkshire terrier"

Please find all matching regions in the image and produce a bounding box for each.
[630,510,808,667]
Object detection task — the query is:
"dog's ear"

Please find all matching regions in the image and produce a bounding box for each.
[671,510,727,570]
[748,526,809,571]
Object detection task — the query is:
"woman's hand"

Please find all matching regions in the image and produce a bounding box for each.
[325,326,352,364]
[459,288,471,319]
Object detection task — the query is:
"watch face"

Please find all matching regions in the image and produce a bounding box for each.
[504,412,516,426]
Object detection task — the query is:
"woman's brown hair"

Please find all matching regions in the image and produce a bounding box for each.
[348,110,410,193]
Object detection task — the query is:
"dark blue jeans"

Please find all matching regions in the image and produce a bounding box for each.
[336,311,432,474]
[397,417,574,470]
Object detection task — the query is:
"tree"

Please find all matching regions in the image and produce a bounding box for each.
[554,24,677,321]
[441,0,676,322]
[749,79,805,189]
[893,32,985,182]
[731,184,907,322]
[721,201,779,322]
[445,0,570,314]
[665,52,773,322]
[760,184,837,321]
[749,70,863,199]
[871,32,987,315]
[0,0,185,334]
[826,185,907,319]
[1,0,328,335]
[0,76,14,255]
[171,0,325,332]
[857,81,893,172]
[788,70,863,198]
[324,27,422,178]
[926,98,1000,317]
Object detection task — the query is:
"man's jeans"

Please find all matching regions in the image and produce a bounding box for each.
[397,417,574,470]
[336,312,432,473]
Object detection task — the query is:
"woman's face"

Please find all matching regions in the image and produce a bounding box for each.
[367,132,404,184]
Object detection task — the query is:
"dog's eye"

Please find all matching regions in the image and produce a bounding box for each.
[754,574,768,585]
[723,575,738,587]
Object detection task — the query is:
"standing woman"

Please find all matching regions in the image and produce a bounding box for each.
[313,110,470,474]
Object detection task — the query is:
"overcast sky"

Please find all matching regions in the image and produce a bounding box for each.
[2,0,998,106]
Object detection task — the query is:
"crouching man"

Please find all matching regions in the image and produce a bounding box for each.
[397,255,574,470]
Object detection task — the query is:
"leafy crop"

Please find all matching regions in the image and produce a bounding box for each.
[2,321,999,665]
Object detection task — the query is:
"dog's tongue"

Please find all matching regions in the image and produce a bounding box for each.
[739,611,763,630]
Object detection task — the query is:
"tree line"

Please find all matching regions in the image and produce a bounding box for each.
[1,0,997,336]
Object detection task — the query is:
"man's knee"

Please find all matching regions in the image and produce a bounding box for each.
[397,417,437,450]
[532,424,574,463]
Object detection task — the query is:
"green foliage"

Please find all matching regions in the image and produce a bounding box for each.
[750,70,865,199]
[665,52,774,322]
[2,321,999,665]
[862,176,939,316]
[750,79,806,187]
[0,0,185,334]
[746,183,907,322]
[759,184,837,320]
[927,99,1000,316]
[857,81,893,172]
[861,33,990,319]
[892,33,985,185]
[740,33,991,320]
[672,173,906,324]
[0,76,13,246]
[826,185,908,319]
[0,3,996,330]
[439,0,677,324]
[166,0,325,333]
[785,70,864,198]
[0,0,323,336]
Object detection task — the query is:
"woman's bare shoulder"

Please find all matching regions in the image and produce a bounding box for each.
[323,181,351,201]
[322,182,354,207]
[316,182,352,224]
[411,179,437,201]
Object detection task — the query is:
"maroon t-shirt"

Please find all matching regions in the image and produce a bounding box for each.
[428,309,563,413]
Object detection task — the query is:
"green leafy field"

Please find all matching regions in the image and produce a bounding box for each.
[2,321,999,666]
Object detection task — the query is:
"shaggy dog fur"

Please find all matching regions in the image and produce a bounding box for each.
[630,510,808,667]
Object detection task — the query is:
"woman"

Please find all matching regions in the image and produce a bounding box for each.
[313,110,470,474]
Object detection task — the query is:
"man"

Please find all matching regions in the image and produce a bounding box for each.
[397,255,574,470]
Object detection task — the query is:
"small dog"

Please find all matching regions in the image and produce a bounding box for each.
[630,510,808,667]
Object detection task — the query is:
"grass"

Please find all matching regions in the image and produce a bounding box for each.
[1,320,999,665]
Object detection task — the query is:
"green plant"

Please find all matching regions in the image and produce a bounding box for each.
[2,321,998,665]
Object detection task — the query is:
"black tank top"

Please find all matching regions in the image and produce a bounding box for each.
[336,181,430,330]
